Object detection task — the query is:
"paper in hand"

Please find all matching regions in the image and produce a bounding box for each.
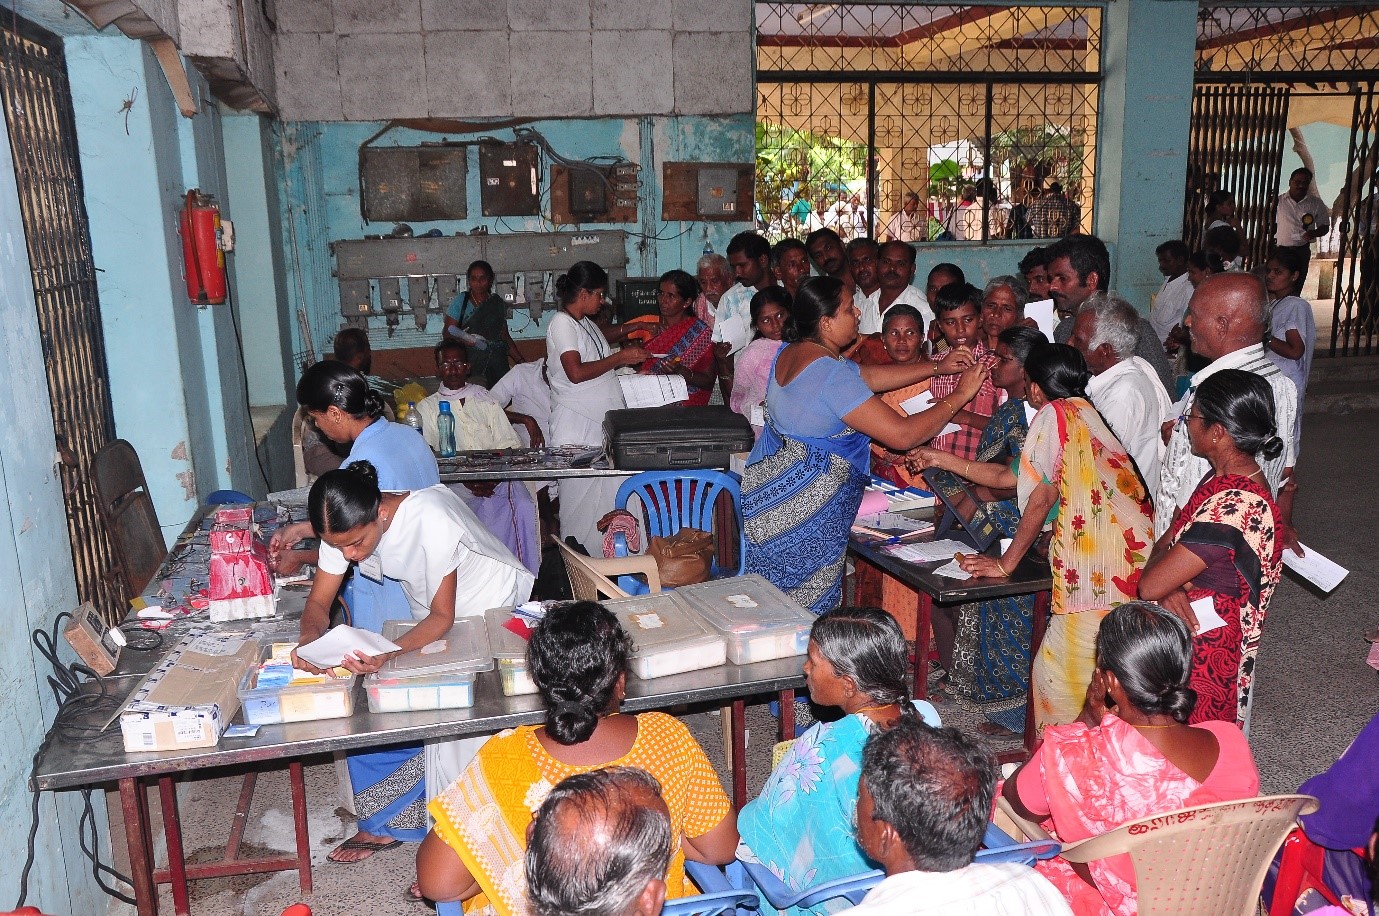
[1026,298,1057,340]
[618,374,689,409]
[898,389,961,437]
[932,559,972,580]
[296,625,401,668]
[1190,595,1228,635]
[1283,543,1349,593]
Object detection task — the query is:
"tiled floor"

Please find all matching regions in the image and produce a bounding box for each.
[103,405,1379,915]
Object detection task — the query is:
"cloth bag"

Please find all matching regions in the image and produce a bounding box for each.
[645,527,714,587]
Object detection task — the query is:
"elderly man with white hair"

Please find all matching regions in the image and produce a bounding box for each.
[1068,292,1173,492]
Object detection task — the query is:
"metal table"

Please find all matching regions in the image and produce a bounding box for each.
[33,632,802,916]
[850,532,1052,756]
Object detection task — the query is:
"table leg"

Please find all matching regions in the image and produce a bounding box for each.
[158,776,191,916]
[730,698,747,810]
[225,771,257,862]
[777,689,795,741]
[119,778,158,916]
[914,591,934,701]
[289,760,313,894]
[1024,589,1052,754]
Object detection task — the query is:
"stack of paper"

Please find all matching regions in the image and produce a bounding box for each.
[618,374,689,409]
[296,625,402,668]
[885,539,971,563]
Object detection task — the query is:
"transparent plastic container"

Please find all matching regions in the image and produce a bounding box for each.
[674,575,814,664]
[603,593,727,679]
[238,648,356,725]
[363,617,495,713]
[485,606,539,697]
[365,672,477,712]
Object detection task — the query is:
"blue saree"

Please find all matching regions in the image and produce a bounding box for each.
[742,354,873,615]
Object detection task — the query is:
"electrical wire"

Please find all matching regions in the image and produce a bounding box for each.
[17,613,138,907]
[224,285,274,492]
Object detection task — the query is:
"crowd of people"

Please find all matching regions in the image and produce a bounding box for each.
[263,183,1354,912]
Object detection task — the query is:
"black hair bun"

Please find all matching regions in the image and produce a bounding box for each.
[344,460,379,488]
[1162,684,1197,723]
[1259,435,1284,462]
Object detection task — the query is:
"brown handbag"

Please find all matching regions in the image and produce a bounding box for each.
[645,527,715,588]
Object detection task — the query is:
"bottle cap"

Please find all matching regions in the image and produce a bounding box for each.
[439,401,452,412]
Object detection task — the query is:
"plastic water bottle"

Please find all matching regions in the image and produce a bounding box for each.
[405,401,423,434]
[437,401,457,457]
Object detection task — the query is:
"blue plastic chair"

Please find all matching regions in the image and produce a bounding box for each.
[685,823,1060,912]
[615,470,746,581]
[206,489,254,504]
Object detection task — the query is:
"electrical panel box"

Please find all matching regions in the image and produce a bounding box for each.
[569,168,608,216]
[662,162,754,222]
[697,168,741,217]
[551,163,639,225]
[361,146,468,222]
[479,142,540,216]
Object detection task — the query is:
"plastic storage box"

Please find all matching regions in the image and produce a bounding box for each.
[485,606,539,697]
[603,593,727,679]
[675,575,814,665]
[238,647,356,725]
[364,617,494,713]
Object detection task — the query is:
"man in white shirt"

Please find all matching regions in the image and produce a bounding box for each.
[844,718,1071,916]
[1069,293,1173,492]
[1274,167,1330,290]
[858,240,935,336]
[715,232,775,398]
[883,192,925,242]
[953,185,982,241]
[1148,240,1193,345]
[415,340,541,574]
[1155,272,1300,546]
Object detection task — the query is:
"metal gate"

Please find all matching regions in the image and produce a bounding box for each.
[0,18,124,622]
[1183,84,1291,269]
[1331,81,1379,356]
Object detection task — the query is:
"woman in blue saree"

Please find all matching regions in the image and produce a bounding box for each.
[272,362,441,863]
[737,608,940,914]
[742,276,986,614]
[911,327,1047,726]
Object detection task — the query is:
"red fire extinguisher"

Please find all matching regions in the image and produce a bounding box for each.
[179,189,227,305]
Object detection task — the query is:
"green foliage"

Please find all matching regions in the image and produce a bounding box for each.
[756,120,867,240]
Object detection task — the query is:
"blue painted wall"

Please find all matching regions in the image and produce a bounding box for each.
[276,114,754,363]
[0,72,107,916]
[1282,121,1352,208]
[68,35,266,535]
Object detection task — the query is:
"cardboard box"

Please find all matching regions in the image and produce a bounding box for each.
[119,631,263,752]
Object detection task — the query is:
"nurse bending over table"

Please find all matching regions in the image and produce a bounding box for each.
[292,461,534,876]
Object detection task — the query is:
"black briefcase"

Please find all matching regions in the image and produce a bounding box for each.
[603,406,755,471]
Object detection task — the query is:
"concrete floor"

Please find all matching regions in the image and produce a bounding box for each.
[100,401,1379,916]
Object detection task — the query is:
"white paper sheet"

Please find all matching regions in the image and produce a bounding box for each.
[897,389,961,436]
[296,625,401,668]
[932,559,973,580]
[618,374,689,409]
[1026,298,1057,340]
[1282,543,1349,593]
[857,512,932,533]
[711,311,752,354]
[885,539,971,563]
[1191,595,1228,635]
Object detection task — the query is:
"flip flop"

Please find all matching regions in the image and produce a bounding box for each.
[327,836,403,864]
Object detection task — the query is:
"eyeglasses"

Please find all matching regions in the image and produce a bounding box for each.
[1177,412,1207,426]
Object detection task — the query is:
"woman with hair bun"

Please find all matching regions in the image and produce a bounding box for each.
[1003,601,1260,916]
[1139,369,1284,727]
[293,461,533,870]
[419,601,736,913]
[545,261,648,552]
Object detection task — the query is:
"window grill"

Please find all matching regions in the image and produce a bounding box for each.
[0,17,124,623]
[1331,82,1379,356]
[1196,5,1379,81]
[756,3,1101,243]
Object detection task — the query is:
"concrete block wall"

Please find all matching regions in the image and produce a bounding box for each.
[273,0,754,122]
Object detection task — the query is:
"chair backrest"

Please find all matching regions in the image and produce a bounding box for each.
[1060,794,1320,916]
[91,439,166,597]
[554,538,663,602]
[660,889,760,916]
[616,471,746,576]
[291,407,312,488]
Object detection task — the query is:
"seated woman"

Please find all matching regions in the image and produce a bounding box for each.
[293,462,534,872]
[419,601,737,913]
[939,344,1153,729]
[1139,370,1284,727]
[743,276,986,614]
[909,326,1047,718]
[1003,601,1260,916]
[640,269,716,406]
[730,286,791,438]
[737,608,940,915]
